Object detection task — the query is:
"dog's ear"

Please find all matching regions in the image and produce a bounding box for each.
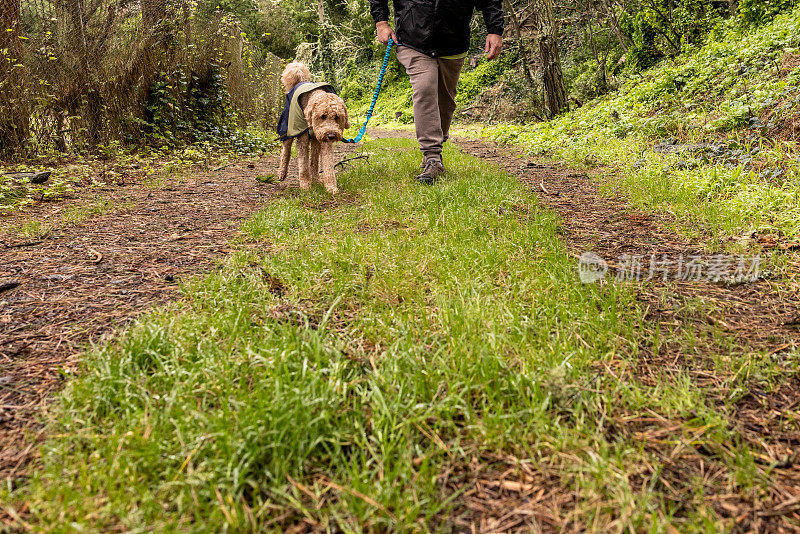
[304,96,317,127]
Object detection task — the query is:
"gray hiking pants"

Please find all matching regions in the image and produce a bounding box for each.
[396,46,465,163]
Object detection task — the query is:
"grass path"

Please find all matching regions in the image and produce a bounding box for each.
[4,134,799,531]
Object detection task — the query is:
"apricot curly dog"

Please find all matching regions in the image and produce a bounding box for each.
[276,62,350,195]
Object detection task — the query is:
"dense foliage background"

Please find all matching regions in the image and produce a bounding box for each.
[241,0,800,121]
[2,0,799,159]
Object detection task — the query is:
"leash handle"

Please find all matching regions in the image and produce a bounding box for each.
[343,39,396,144]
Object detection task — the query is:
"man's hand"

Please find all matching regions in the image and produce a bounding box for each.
[485,34,503,60]
[376,21,397,45]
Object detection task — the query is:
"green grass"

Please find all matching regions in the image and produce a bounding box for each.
[61,195,134,225]
[13,219,49,240]
[471,6,800,245]
[8,138,789,531]
[4,195,134,239]
[345,6,800,246]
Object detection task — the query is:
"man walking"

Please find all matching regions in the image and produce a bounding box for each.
[370,0,504,183]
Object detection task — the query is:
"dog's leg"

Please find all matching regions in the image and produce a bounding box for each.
[309,137,321,183]
[319,141,338,195]
[297,134,311,190]
[278,138,293,182]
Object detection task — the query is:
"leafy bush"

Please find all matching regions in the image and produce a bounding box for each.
[568,60,613,102]
[620,0,728,72]
[142,65,234,147]
[456,53,515,105]
[739,0,800,25]
[481,5,800,240]
[622,11,663,71]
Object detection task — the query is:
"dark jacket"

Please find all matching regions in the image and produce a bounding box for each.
[370,0,504,58]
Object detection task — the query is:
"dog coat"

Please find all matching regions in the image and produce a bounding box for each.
[277,82,337,140]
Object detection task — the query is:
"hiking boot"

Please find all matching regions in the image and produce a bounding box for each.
[416,159,445,184]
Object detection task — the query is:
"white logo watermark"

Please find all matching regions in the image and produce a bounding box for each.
[578,253,761,284]
[578,252,609,283]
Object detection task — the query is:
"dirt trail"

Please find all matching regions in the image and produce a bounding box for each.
[0,147,353,494]
[450,135,799,351]
[373,128,800,531]
[0,160,275,486]
[2,129,799,530]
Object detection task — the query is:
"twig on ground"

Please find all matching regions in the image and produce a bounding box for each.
[319,477,398,520]
[286,475,322,502]
[758,496,800,518]
[88,248,103,264]
[768,342,793,356]
[1,241,44,249]
[539,178,551,195]
[335,154,370,169]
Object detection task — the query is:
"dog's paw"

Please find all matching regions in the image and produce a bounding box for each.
[325,186,338,195]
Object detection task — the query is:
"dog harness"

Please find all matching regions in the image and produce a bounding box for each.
[277,82,337,140]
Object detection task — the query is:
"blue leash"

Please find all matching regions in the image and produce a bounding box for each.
[343,39,396,143]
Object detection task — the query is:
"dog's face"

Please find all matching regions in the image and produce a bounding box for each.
[305,92,350,142]
[281,61,311,93]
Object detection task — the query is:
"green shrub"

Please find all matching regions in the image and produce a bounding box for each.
[623,11,663,71]
[621,0,728,72]
[456,53,515,105]
[142,65,234,147]
[739,0,799,25]
[480,5,800,240]
[568,60,613,102]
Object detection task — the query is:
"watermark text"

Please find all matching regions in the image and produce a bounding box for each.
[578,252,761,284]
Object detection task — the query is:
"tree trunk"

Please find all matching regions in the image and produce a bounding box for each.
[586,14,608,92]
[601,0,631,52]
[65,0,104,146]
[141,0,166,28]
[0,0,28,158]
[65,0,91,78]
[532,0,567,117]
[316,0,335,84]
[728,0,738,17]
[503,0,537,89]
